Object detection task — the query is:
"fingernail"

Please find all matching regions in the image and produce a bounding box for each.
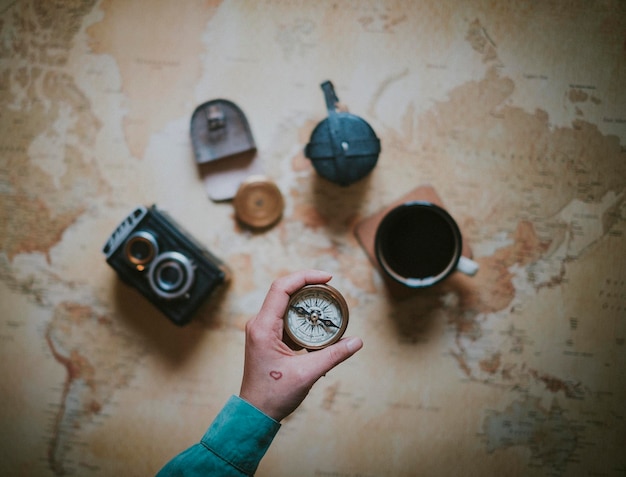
[345,337,363,353]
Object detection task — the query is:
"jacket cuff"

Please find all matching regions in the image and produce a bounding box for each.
[200,395,281,475]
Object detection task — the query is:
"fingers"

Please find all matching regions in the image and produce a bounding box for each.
[256,270,332,325]
[304,336,363,381]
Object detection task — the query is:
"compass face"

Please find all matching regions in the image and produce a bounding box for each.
[283,284,349,350]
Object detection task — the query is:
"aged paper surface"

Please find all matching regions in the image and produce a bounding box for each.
[1,1,625,476]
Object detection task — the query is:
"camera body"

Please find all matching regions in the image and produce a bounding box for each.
[102,205,229,326]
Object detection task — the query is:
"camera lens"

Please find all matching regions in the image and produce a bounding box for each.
[156,262,184,291]
[148,252,195,300]
[124,231,159,269]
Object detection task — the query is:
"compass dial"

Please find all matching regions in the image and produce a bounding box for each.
[283,284,349,350]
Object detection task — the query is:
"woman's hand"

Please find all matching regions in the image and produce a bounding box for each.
[239,270,363,421]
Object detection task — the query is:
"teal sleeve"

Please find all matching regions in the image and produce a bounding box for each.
[156,395,281,476]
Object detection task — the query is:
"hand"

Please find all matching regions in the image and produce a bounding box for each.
[239,270,363,422]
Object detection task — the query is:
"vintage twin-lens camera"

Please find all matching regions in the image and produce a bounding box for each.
[102,205,229,326]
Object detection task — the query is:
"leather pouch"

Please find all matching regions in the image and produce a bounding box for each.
[190,99,263,201]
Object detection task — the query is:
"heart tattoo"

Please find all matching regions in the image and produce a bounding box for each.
[269,370,283,380]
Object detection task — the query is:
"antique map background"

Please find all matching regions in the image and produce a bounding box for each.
[1,1,625,476]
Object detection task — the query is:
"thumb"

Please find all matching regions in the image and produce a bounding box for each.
[305,337,363,380]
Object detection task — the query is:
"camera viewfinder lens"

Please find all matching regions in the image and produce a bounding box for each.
[124,231,159,268]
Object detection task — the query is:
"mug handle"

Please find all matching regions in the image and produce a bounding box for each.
[457,256,479,276]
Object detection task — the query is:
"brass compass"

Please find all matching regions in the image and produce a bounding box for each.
[283,284,349,350]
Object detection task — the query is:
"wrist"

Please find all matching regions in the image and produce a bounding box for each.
[238,392,283,422]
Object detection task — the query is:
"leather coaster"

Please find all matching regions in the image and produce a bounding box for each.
[353,184,473,299]
[233,175,284,229]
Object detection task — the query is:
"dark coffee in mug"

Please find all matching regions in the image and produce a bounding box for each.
[375,201,469,288]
